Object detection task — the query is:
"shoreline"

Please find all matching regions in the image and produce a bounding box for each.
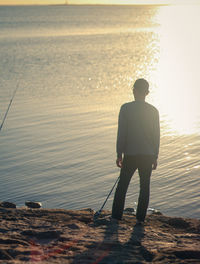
[0,207,199,263]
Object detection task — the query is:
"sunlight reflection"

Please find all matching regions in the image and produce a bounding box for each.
[155,6,200,135]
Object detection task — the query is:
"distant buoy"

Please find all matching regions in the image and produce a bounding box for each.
[25,201,42,209]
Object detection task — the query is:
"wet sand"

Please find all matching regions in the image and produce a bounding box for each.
[0,207,199,263]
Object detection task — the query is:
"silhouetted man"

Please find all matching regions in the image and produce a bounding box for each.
[112,78,160,224]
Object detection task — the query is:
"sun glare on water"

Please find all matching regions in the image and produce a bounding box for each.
[154,6,200,135]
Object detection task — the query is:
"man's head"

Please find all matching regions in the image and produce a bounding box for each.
[133,78,149,101]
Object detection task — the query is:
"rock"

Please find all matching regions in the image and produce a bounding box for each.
[167,217,190,229]
[0,201,16,209]
[67,223,80,229]
[80,208,94,213]
[124,208,135,215]
[152,210,162,215]
[25,201,42,209]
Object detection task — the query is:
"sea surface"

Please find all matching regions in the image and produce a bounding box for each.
[0,4,199,218]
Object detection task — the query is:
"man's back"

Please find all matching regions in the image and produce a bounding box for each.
[117,101,160,159]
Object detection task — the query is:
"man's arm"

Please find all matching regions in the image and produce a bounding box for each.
[153,110,160,170]
[116,104,127,167]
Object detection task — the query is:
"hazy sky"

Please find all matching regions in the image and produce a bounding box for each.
[0,0,199,5]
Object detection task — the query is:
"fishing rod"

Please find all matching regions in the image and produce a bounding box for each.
[94,175,120,220]
[0,81,20,131]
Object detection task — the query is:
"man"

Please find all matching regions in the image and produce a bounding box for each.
[112,78,160,224]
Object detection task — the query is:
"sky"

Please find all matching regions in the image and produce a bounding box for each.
[0,0,199,5]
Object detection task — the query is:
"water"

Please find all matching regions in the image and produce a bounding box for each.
[0,5,199,219]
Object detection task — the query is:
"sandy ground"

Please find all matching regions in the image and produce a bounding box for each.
[0,207,199,263]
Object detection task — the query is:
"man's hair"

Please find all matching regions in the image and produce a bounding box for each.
[133,78,149,94]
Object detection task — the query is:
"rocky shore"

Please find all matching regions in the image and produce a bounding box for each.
[0,206,199,263]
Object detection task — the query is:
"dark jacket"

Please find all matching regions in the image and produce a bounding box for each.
[117,101,160,159]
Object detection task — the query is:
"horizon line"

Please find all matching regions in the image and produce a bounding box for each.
[0,3,194,6]
[0,2,199,6]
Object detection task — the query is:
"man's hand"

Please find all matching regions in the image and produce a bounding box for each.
[152,160,157,170]
[116,157,123,168]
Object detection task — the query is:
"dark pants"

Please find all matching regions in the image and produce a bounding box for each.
[112,155,153,222]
